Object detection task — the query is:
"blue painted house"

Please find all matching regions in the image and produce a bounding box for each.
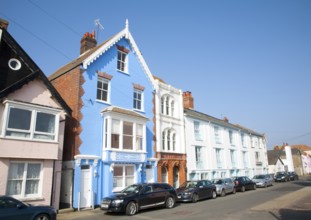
[49,20,157,209]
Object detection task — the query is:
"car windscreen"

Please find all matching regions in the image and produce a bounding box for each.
[180,181,197,188]
[121,184,142,193]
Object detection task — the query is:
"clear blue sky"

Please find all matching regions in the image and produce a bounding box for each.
[2,0,311,149]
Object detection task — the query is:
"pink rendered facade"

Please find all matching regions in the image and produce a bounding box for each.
[0,79,66,209]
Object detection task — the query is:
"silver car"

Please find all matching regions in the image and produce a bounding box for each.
[252,174,274,188]
[212,178,236,197]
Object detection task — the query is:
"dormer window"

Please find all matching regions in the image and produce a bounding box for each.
[117,45,129,73]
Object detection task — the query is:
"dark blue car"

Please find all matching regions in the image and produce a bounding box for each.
[0,195,56,220]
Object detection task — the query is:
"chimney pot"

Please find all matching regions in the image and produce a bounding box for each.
[183,91,194,109]
[80,31,97,54]
[0,18,9,30]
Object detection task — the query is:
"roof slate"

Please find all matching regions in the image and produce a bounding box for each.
[184,108,264,137]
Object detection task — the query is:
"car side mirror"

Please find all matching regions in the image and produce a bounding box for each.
[17,203,26,209]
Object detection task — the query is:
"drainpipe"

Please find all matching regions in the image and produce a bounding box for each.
[50,160,56,207]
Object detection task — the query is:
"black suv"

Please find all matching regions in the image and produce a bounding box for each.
[288,171,299,181]
[100,183,177,216]
[274,171,290,182]
[232,176,256,192]
[176,180,217,203]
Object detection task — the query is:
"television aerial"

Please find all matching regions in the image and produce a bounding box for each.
[94,19,104,41]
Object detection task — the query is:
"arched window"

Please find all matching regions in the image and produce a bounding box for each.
[162,128,177,152]
[171,101,175,117]
[161,97,165,114]
[160,95,175,117]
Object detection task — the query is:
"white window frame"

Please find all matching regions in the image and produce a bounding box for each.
[194,121,202,141]
[112,164,135,192]
[214,126,222,144]
[161,129,177,152]
[1,100,60,142]
[104,117,146,152]
[6,161,43,199]
[195,146,204,169]
[160,95,175,117]
[133,89,144,111]
[96,77,110,103]
[229,130,235,146]
[117,50,128,73]
[216,148,222,168]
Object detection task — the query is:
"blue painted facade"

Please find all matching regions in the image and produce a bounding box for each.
[72,34,156,208]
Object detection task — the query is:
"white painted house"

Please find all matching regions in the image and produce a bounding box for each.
[183,92,268,180]
[153,76,187,188]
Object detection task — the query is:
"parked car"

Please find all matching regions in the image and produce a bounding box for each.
[0,195,56,220]
[252,174,274,188]
[274,171,290,182]
[100,183,176,216]
[232,176,256,192]
[288,171,299,181]
[211,178,236,196]
[176,180,217,203]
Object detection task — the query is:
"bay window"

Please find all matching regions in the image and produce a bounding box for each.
[104,117,146,151]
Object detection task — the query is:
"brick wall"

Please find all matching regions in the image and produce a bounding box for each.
[50,67,84,160]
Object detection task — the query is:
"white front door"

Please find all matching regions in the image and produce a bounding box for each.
[80,165,92,208]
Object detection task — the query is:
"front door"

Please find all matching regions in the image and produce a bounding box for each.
[80,165,92,208]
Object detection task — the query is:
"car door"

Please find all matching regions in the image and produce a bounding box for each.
[224,179,231,193]
[196,181,207,199]
[244,177,253,189]
[138,185,158,209]
[152,184,167,206]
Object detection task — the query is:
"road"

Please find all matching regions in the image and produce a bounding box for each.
[58,177,311,220]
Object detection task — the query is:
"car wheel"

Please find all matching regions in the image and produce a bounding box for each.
[125,201,137,216]
[232,188,236,194]
[165,196,175,208]
[34,214,50,220]
[212,190,217,199]
[241,186,245,192]
[221,189,226,197]
[191,193,198,203]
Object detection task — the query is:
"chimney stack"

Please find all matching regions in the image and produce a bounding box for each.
[0,18,9,30]
[183,91,194,109]
[80,31,97,54]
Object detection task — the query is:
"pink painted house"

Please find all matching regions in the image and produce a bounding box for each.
[0,19,71,209]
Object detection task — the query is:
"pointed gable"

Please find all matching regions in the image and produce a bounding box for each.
[49,20,155,90]
[0,27,71,115]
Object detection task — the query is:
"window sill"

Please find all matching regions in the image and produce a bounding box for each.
[96,99,111,105]
[18,197,44,202]
[133,108,145,113]
[117,69,129,75]
[0,136,59,144]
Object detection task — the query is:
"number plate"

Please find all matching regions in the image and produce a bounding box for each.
[101,204,108,209]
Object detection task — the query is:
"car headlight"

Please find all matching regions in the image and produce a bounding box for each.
[183,192,192,195]
[112,199,124,205]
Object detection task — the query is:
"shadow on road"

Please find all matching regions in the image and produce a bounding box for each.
[278,208,311,220]
[292,179,311,187]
